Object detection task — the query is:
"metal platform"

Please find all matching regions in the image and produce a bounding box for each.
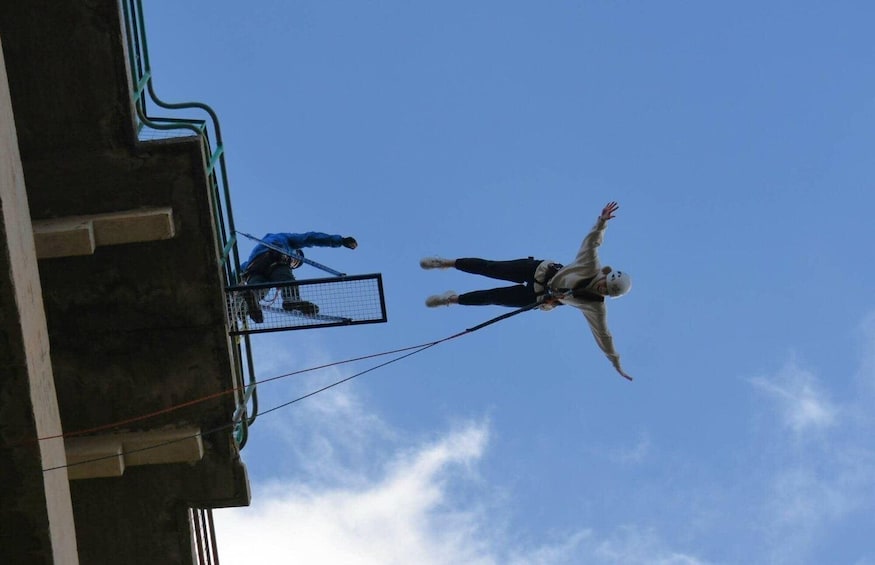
[226,273,387,335]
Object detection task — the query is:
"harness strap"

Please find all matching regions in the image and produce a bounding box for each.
[555,275,605,303]
[534,262,564,295]
[244,249,302,278]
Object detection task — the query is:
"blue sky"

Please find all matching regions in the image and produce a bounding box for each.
[144,2,875,563]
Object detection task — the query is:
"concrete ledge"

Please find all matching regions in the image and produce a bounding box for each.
[65,426,203,480]
[124,427,204,467]
[33,207,175,259]
[33,218,95,258]
[66,443,125,480]
[92,207,175,246]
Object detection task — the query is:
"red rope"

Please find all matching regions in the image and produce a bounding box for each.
[13,334,463,448]
[20,302,537,451]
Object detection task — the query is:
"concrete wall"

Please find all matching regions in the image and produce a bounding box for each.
[0,1,251,562]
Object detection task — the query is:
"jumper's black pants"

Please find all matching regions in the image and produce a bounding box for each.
[455,258,542,307]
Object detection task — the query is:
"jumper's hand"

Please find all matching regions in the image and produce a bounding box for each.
[600,201,619,222]
[342,237,358,249]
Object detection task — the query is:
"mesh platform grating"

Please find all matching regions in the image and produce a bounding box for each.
[226,273,387,335]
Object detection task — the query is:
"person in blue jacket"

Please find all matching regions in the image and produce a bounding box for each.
[240,232,357,321]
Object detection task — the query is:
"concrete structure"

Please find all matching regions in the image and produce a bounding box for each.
[1,1,250,563]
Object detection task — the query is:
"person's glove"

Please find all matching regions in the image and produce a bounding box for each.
[342,237,358,249]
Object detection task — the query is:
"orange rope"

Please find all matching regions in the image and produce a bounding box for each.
[14,336,458,448]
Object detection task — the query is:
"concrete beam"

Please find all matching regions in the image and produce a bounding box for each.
[33,207,175,258]
[31,217,95,257]
[92,207,176,246]
[0,36,79,563]
[65,443,125,481]
[124,427,204,467]
[65,427,204,480]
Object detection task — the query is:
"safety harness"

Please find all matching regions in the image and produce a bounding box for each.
[242,249,303,281]
[536,262,606,303]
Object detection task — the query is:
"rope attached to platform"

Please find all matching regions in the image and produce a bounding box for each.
[33,303,541,473]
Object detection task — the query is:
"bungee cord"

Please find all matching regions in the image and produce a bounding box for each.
[40,331,471,473]
[21,338,449,448]
[35,302,541,472]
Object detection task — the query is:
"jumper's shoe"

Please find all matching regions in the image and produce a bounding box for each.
[283,300,320,316]
[244,291,264,323]
[420,256,455,270]
[425,291,458,307]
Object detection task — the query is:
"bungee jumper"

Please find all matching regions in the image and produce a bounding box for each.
[238,231,358,322]
[421,201,633,381]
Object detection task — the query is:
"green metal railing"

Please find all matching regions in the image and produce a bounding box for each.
[120,0,258,447]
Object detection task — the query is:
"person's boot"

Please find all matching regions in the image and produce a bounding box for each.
[244,291,263,323]
[283,300,320,316]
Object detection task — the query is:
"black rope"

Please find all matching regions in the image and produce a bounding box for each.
[42,305,539,473]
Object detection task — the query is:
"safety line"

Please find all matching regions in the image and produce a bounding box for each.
[33,302,539,463]
[15,338,454,449]
[256,341,443,419]
[41,336,456,473]
[249,303,543,422]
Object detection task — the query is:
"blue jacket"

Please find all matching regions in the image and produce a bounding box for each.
[242,232,345,271]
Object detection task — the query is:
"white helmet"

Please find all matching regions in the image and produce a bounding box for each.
[606,270,632,297]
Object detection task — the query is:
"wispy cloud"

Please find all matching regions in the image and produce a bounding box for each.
[214,324,875,564]
[216,418,708,565]
[758,449,875,565]
[244,333,398,485]
[749,357,837,434]
[218,333,708,565]
[221,316,875,565]
[605,432,652,465]
[216,421,560,565]
[746,327,875,564]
